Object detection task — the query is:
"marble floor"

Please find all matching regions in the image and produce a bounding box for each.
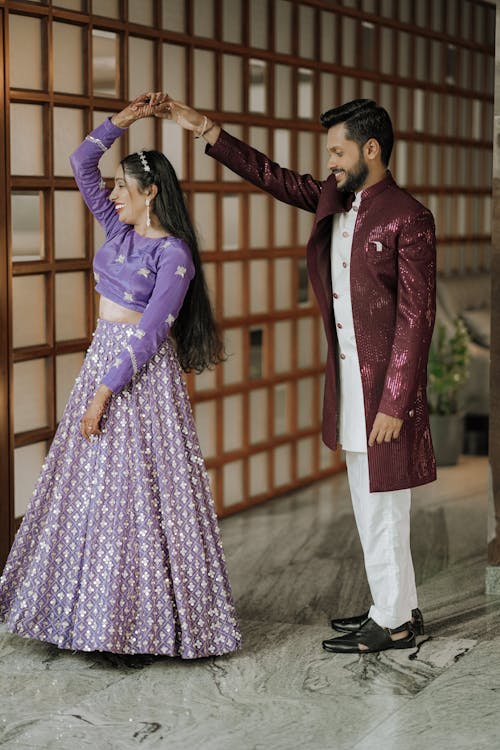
[1,455,500,750]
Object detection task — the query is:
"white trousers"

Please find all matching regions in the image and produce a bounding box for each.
[345,451,418,629]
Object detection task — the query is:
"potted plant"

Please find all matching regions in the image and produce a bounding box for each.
[427,318,470,466]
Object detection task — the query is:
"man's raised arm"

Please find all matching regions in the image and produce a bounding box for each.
[156,98,322,214]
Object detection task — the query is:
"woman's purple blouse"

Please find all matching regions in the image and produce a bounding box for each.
[70,118,195,393]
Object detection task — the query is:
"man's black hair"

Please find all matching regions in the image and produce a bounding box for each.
[320,99,394,167]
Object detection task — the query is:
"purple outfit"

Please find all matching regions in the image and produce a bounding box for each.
[70,117,195,393]
[0,120,242,657]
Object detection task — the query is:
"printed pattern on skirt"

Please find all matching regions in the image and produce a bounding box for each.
[0,319,242,658]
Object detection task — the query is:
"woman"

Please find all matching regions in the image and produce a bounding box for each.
[0,93,241,659]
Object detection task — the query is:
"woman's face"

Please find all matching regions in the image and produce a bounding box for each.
[109,166,148,226]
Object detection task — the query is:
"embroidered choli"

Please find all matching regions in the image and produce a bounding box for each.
[70,118,195,393]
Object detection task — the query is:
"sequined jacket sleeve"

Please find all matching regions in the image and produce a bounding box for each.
[378,210,436,419]
[206,130,322,213]
[69,117,126,237]
[100,240,195,393]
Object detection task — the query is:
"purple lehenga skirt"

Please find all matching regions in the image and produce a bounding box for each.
[0,319,241,658]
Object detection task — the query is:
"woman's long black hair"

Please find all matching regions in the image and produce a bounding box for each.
[121,149,224,373]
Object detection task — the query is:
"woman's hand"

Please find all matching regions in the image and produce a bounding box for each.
[111,92,171,129]
[155,98,221,144]
[80,385,113,441]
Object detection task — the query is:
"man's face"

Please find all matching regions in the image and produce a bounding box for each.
[326,123,369,193]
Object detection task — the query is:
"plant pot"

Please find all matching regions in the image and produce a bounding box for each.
[429,413,465,467]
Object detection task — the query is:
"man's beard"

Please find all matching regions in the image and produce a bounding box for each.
[337,154,369,193]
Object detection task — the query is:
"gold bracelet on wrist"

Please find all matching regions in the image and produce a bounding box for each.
[194,115,207,138]
[204,121,216,137]
[194,115,211,139]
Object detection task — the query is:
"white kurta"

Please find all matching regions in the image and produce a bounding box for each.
[330,192,367,453]
[330,192,417,629]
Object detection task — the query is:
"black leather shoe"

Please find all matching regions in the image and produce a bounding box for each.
[331,607,424,635]
[322,618,416,654]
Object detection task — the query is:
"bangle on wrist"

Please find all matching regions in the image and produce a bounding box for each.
[194,115,213,139]
[194,115,207,138]
[204,120,216,137]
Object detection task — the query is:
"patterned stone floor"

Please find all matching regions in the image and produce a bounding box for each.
[1,455,499,749]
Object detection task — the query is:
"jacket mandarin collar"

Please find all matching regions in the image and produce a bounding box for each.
[360,170,395,203]
[316,170,395,223]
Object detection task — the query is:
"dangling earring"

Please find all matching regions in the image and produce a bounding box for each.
[145,198,151,228]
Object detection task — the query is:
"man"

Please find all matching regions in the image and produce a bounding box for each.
[159,97,436,654]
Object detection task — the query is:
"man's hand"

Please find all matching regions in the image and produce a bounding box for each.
[368,412,403,447]
[155,98,221,145]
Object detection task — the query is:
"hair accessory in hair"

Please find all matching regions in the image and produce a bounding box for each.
[137,150,151,172]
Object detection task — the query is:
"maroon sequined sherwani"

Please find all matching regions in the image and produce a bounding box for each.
[207,131,436,492]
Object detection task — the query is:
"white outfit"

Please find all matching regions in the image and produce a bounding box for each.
[331,192,418,629]
[345,452,418,628]
[331,192,366,452]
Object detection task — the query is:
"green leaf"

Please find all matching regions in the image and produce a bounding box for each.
[427,319,470,415]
